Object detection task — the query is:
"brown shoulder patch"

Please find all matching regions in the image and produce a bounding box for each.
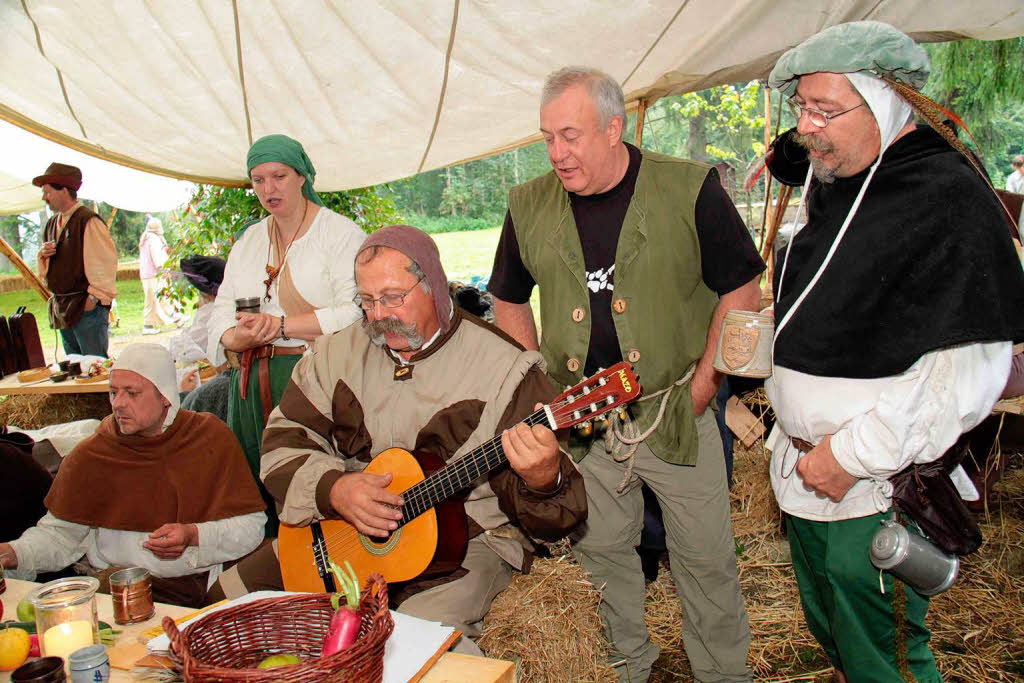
[331,378,373,462]
[414,399,486,462]
[278,379,336,439]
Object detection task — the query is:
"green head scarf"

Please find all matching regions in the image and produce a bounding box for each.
[246,134,324,206]
[768,21,929,98]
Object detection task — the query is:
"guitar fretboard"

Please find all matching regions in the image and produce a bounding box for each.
[397,409,549,526]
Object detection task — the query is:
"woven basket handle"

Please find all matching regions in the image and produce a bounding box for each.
[363,573,388,610]
[162,615,185,658]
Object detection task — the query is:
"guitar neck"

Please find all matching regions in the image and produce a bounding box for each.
[398,408,550,526]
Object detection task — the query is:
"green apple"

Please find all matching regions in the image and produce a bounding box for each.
[257,653,301,669]
[15,597,33,623]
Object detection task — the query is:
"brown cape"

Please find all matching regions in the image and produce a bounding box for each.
[45,410,265,532]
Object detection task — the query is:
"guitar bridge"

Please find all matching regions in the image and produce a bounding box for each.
[310,521,336,592]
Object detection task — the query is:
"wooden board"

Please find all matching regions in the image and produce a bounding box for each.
[725,395,766,448]
[420,652,516,683]
[0,371,109,395]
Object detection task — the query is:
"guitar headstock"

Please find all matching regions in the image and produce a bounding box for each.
[548,362,642,430]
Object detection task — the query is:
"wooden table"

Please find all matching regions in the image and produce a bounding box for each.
[1,579,514,682]
[0,372,109,395]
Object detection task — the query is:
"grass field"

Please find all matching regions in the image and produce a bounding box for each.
[432,227,501,281]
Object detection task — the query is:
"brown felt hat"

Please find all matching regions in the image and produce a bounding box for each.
[32,162,83,190]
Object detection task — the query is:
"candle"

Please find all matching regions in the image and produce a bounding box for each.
[42,619,95,661]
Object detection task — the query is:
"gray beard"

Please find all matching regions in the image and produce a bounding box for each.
[794,132,837,184]
[808,158,837,184]
[363,316,425,351]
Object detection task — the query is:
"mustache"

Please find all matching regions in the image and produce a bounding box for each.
[792,131,835,155]
[363,316,424,349]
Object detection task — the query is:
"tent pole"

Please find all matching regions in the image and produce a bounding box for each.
[0,236,50,302]
[758,85,774,252]
[107,207,117,226]
[634,99,647,147]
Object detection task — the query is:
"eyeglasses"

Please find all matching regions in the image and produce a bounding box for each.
[353,275,425,311]
[787,99,865,128]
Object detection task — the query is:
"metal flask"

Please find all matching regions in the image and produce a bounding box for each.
[869,519,959,596]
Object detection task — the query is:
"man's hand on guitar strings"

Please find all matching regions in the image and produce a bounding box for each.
[502,403,561,492]
[329,471,405,538]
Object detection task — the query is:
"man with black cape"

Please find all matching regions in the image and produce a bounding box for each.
[763,21,1024,682]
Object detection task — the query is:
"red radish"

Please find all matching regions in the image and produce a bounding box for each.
[28,634,39,658]
[322,560,361,656]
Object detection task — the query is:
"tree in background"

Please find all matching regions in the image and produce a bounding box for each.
[161,184,399,309]
[924,37,1024,184]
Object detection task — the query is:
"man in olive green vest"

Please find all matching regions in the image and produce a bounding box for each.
[489,67,763,682]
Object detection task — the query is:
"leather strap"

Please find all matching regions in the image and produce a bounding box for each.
[253,344,306,359]
[258,355,273,425]
[237,344,307,412]
[791,437,815,453]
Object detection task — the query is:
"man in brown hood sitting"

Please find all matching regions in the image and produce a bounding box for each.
[0,343,266,607]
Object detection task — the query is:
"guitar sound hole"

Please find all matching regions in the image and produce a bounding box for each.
[360,527,402,556]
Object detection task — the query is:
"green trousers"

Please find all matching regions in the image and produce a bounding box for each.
[786,513,943,683]
[226,354,302,538]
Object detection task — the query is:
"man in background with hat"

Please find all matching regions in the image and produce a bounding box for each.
[0,343,266,607]
[34,162,118,357]
[764,21,1024,681]
[208,225,587,655]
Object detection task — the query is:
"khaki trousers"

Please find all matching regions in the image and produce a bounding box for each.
[572,411,751,682]
[397,537,514,655]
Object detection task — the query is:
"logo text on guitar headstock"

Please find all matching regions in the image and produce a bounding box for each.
[618,368,633,394]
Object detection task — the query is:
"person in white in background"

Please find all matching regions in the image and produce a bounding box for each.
[0,343,266,607]
[1006,154,1024,194]
[139,217,180,334]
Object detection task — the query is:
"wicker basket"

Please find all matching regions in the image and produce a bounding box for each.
[164,574,394,682]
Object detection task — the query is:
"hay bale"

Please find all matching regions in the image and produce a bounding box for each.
[476,443,1024,681]
[479,551,615,682]
[0,393,111,429]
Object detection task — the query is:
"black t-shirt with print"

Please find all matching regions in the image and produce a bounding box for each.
[489,143,764,375]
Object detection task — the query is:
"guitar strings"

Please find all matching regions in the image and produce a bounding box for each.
[307,391,617,553]
[312,410,546,550]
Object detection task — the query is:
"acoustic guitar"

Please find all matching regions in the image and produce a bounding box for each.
[277,361,641,592]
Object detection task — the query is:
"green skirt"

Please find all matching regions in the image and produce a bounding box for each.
[227,353,303,537]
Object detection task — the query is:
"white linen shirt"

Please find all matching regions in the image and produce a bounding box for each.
[765,341,1011,522]
[9,511,266,588]
[208,208,366,365]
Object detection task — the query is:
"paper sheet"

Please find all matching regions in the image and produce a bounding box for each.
[147,591,455,683]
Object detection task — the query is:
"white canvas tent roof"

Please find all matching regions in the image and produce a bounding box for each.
[0,121,195,215]
[0,168,45,215]
[2,1,1022,193]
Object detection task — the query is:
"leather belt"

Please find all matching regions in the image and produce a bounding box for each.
[239,344,307,424]
[791,437,816,453]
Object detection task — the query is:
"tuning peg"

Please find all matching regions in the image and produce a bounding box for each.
[617,408,628,422]
[577,420,593,437]
[600,416,611,430]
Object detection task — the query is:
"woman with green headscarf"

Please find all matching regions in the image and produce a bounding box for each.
[207,134,366,535]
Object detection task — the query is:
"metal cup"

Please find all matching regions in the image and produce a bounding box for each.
[870,519,959,596]
[109,567,154,624]
[235,297,261,314]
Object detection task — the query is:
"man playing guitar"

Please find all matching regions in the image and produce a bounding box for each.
[207,225,587,656]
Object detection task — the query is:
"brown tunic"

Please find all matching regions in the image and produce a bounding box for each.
[43,206,96,328]
[47,410,266,532]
